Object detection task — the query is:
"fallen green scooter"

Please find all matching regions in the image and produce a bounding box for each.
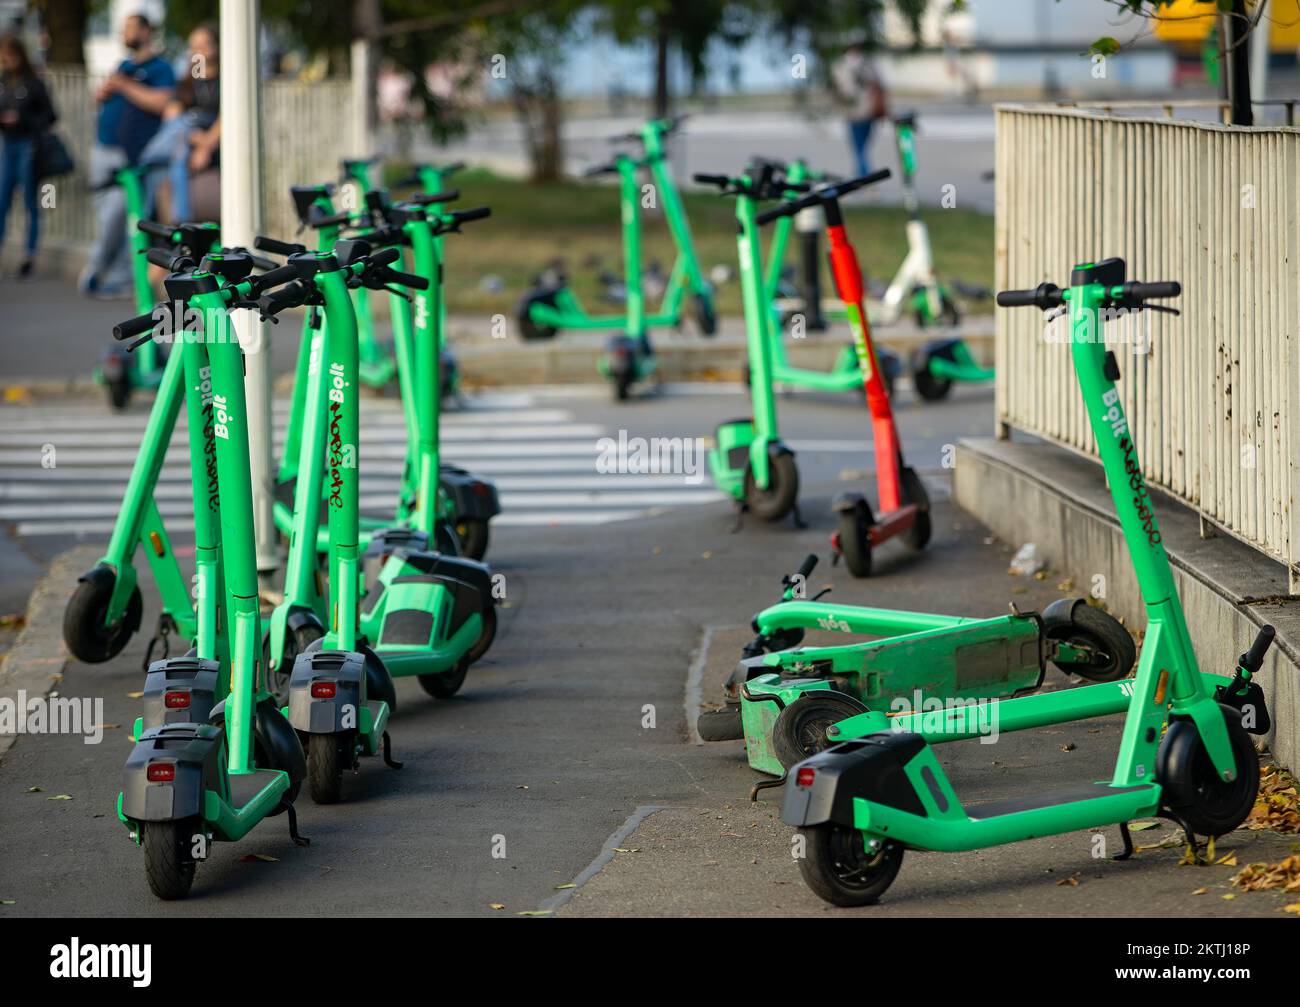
[782,259,1277,906]
[698,552,1135,776]
[695,163,805,524]
[112,249,310,899]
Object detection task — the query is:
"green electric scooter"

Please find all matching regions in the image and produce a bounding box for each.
[255,240,416,802]
[782,259,1278,906]
[62,221,250,671]
[694,163,805,524]
[113,249,311,900]
[273,184,500,560]
[517,117,715,400]
[699,552,1136,776]
[337,157,399,388]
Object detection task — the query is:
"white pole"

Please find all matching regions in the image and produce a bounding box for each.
[350,36,373,159]
[1249,8,1269,104]
[220,0,278,571]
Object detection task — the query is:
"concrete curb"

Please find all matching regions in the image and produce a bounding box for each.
[954,437,1300,774]
[0,545,100,762]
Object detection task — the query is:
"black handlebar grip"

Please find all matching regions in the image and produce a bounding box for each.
[254,235,306,256]
[995,288,1041,307]
[1240,625,1276,672]
[381,268,430,291]
[796,554,818,579]
[258,280,308,317]
[692,173,730,187]
[311,209,353,229]
[583,162,617,177]
[248,253,279,271]
[138,220,176,240]
[367,246,401,268]
[996,283,1063,309]
[113,310,161,341]
[410,188,460,206]
[145,247,179,269]
[833,167,892,197]
[1127,280,1182,300]
[755,200,805,226]
[441,161,465,176]
[247,263,302,295]
[450,206,491,225]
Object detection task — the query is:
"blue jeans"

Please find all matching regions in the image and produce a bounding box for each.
[0,136,39,257]
[140,114,197,222]
[847,118,874,178]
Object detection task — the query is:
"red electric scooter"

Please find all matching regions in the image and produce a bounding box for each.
[757,170,931,577]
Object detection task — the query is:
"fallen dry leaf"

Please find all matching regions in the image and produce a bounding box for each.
[239,853,279,863]
[1232,854,1300,894]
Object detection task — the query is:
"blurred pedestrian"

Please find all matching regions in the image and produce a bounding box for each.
[831,39,887,178]
[0,33,56,278]
[81,13,175,298]
[142,22,220,223]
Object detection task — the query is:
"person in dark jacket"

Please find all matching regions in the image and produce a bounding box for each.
[0,33,55,278]
[81,13,175,298]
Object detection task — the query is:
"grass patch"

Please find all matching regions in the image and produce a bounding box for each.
[389,168,994,320]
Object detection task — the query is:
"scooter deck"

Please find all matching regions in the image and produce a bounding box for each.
[208,769,290,843]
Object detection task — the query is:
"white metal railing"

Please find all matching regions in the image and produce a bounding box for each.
[6,67,354,252]
[994,105,1300,592]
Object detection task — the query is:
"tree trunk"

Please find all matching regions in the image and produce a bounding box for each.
[653,18,670,119]
[512,70,563,183]
[35,0,88,66]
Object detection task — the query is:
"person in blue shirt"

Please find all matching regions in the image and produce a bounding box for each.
[80,13,175,298]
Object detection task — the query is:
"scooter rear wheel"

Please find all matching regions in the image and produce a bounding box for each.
[418,661,468,699]
[837,504,873,578]
[142,820,197,900]
[307,732,349,804]
[455,518,490,561]
[63,572,144,664]
[517,289,560,341]
[773,691,868,770]
[1042,600,1136,683]
[798,826,903,907]
[743,454,799,522]
[1158,707,1259,837]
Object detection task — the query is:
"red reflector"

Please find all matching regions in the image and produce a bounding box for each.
[471,482,491,496]
[795,767,816,788]
[147,763,176,783]
[311,681,337,699]
[163,690,190,709]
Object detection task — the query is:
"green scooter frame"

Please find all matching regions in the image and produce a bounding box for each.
[94,165,165,410]
[695,164,802,523]
[113,254,311,899]
[339,157,399,388]
[63,222,233,671]
[782,259,1278,907]
[272,184,500,560]
[256,243,413,803]
[699,553,1136,777]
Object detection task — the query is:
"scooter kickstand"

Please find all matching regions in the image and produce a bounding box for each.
[728,504,746,534]
[749,773,787,802]
[382,730,404,769]
[279,799,311,847]
[790,501,807,530]
[1112,821,1134,861]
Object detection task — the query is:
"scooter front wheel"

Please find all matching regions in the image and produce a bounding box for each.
[797,826,903,907]
[773,691,867,769]
[743,454,799,522]
[418,661,468,699]
[1158,706,1259,837]
[63,571,144,663]
[141,820,197,900]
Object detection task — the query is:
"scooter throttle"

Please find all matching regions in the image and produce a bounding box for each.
[113,309,162,341]
[257,280,309,319]
[995,283,1063,310]
[255,235,307,257]
[409,188,460,206]
[138,220,176,241]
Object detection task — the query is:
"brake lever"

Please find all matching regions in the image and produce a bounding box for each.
[1144,304,1180,316]
[381,284,412,301]
[126,332,155,352]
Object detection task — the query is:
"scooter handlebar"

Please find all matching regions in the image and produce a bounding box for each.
[138,220,176,241]
[378,267,429,291]
[254,235,308,257]
[449,205,491,225]
[1121,280,1181,302]
[310,209,354,229]
[247,263,304,296]
[409,188,460,206]
[145,247,181,269]
[257,280,309,318]
[796,554,818,580]
[693,173,730,188]
[753,168,891,225]
[995,283,1064,310]
[113,310,161,341]
[1240,625,1276,672]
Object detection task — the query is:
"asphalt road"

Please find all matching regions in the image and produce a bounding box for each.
[0,383,1293,917]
